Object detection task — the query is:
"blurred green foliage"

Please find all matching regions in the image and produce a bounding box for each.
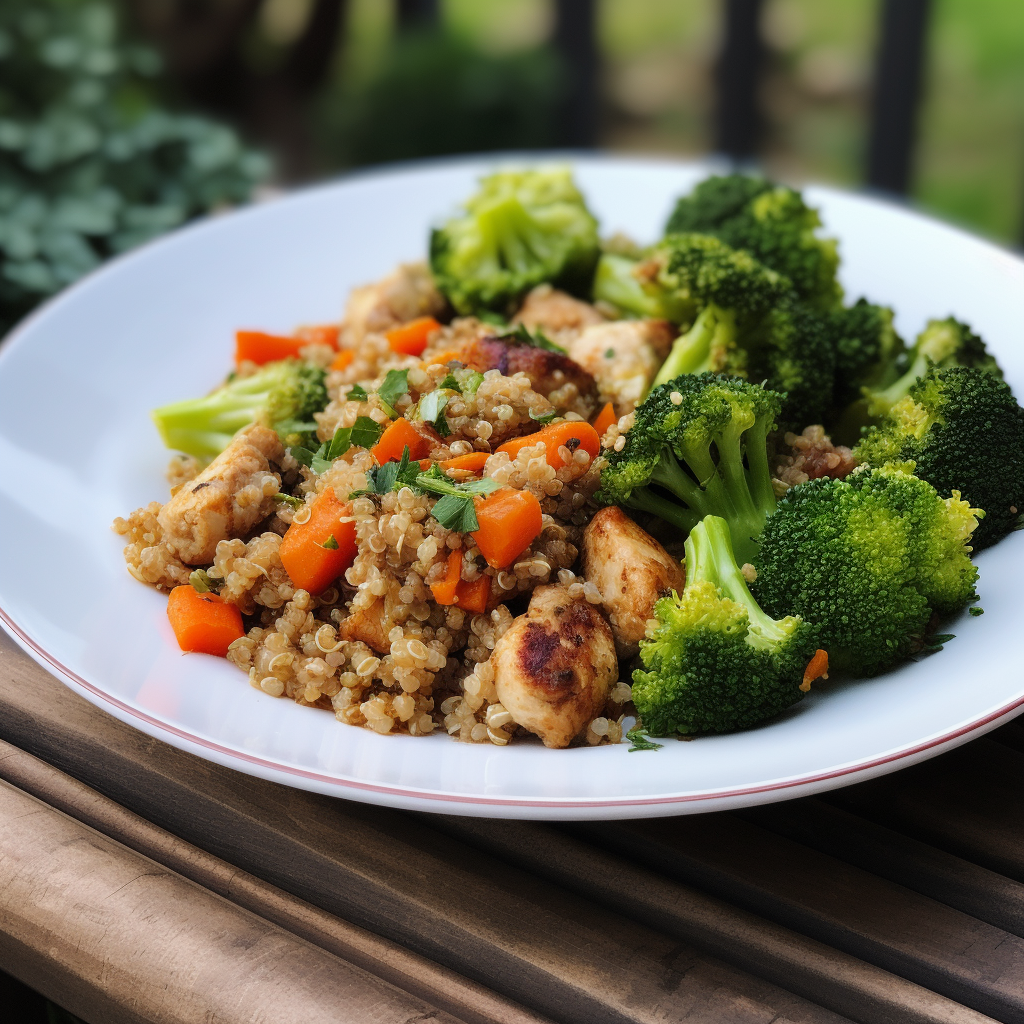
[317,28,561,168]
[0,0,270,334]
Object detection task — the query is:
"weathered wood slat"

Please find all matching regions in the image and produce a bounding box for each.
[0,738,549,1024]
[435,816,992,1024]
[573,815,1024,1023]
[741,799,1024,938]
[0,777,466,1024]
[827,739,1024,884]
[0,631,853,1024]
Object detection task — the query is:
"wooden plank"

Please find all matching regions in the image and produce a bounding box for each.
[0,631,854,1024]
[0,738,551,1024]
[0,777,467,1024]
[741,798,1024,938]
[436,816,993,1024]
[572,815,1024,1023]
[865,0,933,193]
[828,738,1024,884]
[714,0,765,159]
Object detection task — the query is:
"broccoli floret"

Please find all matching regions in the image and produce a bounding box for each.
[665,174,842,310]
[596,374,780,565]
[862,317,1002,419]
[429,167,600,316]
[632,514,821,736]
[152,359,328,459]
[827,298,905,409]
[753,465,982,676]
[650,304,745,385]
[592,232,789,326]
[855,366,1024,549]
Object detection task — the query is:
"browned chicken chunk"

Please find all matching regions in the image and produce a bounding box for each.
[338,594,398,654]
[341,262,446,344]
[567,319,675,414]
[491,585,617,748]
[581,506,686,658]
[512,284,606,345]
[157,424,283,565]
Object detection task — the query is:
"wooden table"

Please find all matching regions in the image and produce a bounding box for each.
[2,625,1023,1024]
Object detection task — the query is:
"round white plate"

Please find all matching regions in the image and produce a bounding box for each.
[1,155,1022,820]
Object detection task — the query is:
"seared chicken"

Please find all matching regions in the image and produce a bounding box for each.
[341,262,446,344]
[158,424,283,565]
[512,284,606,345]
[337,594,398,654]
[582,506,686,658]
[567,319,675,414]
[492,585,617,748]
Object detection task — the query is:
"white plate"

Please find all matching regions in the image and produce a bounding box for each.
[1,155,1023,820]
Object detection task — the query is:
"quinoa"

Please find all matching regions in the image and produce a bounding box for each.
[115,267,632,748]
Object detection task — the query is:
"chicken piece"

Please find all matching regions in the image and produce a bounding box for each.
[337,595,397,654]
[157,425,283,566]
[567,319,675,414]
[582,506,686,658]
[341,262,446,344]
[512,285,606,345]
[491,585,617,748]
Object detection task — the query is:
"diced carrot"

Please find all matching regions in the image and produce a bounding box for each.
[279,489,358,594]
[418,459,433,471]
[372,418,431,464]
[386,316,442,357]
[496,420,602,472]
[299,324,340,348]
[800,649,830,692]
[430,549,463,605]
[455,575,491,614]
[330,348,355,372]
[235,330,306,366]
[167,585,244,657]
[441,452,489,474]
[422,348,464,366]
[593,401,617,436]
[471,488,543,569]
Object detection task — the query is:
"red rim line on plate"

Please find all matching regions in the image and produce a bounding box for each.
[2,603,1022,809]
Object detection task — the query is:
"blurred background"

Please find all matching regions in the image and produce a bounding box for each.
[1,0,1022,334]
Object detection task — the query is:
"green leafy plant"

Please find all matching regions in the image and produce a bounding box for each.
[0,0,270,333]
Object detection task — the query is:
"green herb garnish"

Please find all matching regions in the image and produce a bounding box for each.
[529,408,558,426]
[189,568,217,593]
[626,726,663,752]
[438,373,462,393]
[463,371,485,395]
[414,465,501,532]
[290,416,383,474]
[273,493,303,508]
[418,389,451,437]
[347,369,409,418]
[321,535,340,550]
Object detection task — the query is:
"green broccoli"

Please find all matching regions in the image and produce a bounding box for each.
[826,298,905,410]
[632,514,821,736]
[665,173,842,310]
[152,359,328,459]
[429,167,600,316]
[753,465,982,676]
[855,366,1024,549]
[596,374,780,565]
[593,231,789,326]
[862,317,1002,419]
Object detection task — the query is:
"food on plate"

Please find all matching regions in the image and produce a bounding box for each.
[114,168,1021,747]
[633,515,823,737]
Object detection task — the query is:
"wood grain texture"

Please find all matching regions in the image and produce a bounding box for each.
[0,777,466,1024]
[0,737,550,1024]
[0,632,852,1024]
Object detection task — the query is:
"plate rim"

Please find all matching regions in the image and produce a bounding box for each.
[2,151,1024,818]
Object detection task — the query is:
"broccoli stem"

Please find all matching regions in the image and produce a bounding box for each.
[652,305,736,388]
[686,516,788,644]
[867,351,931,417]
[626,488,702,534]
[592,254,665,319]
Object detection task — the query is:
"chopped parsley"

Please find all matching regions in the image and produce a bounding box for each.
[529,407,558,426]
[604,347,616,359]
[438,373,462,393]
[414,464,501,532]
[321,535,340,550]
[354,446,422,496]
[273,493,303,509]
[626,726,663,752]
[347,368,410,418]
[290,416,383,474]
[496,323,567,354]
[463,371,485,395]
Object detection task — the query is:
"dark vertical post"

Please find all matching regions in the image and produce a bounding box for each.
[553,0,599,148]
[866,0,933,194]
[395,0,439,31]
[714,0,764,161]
